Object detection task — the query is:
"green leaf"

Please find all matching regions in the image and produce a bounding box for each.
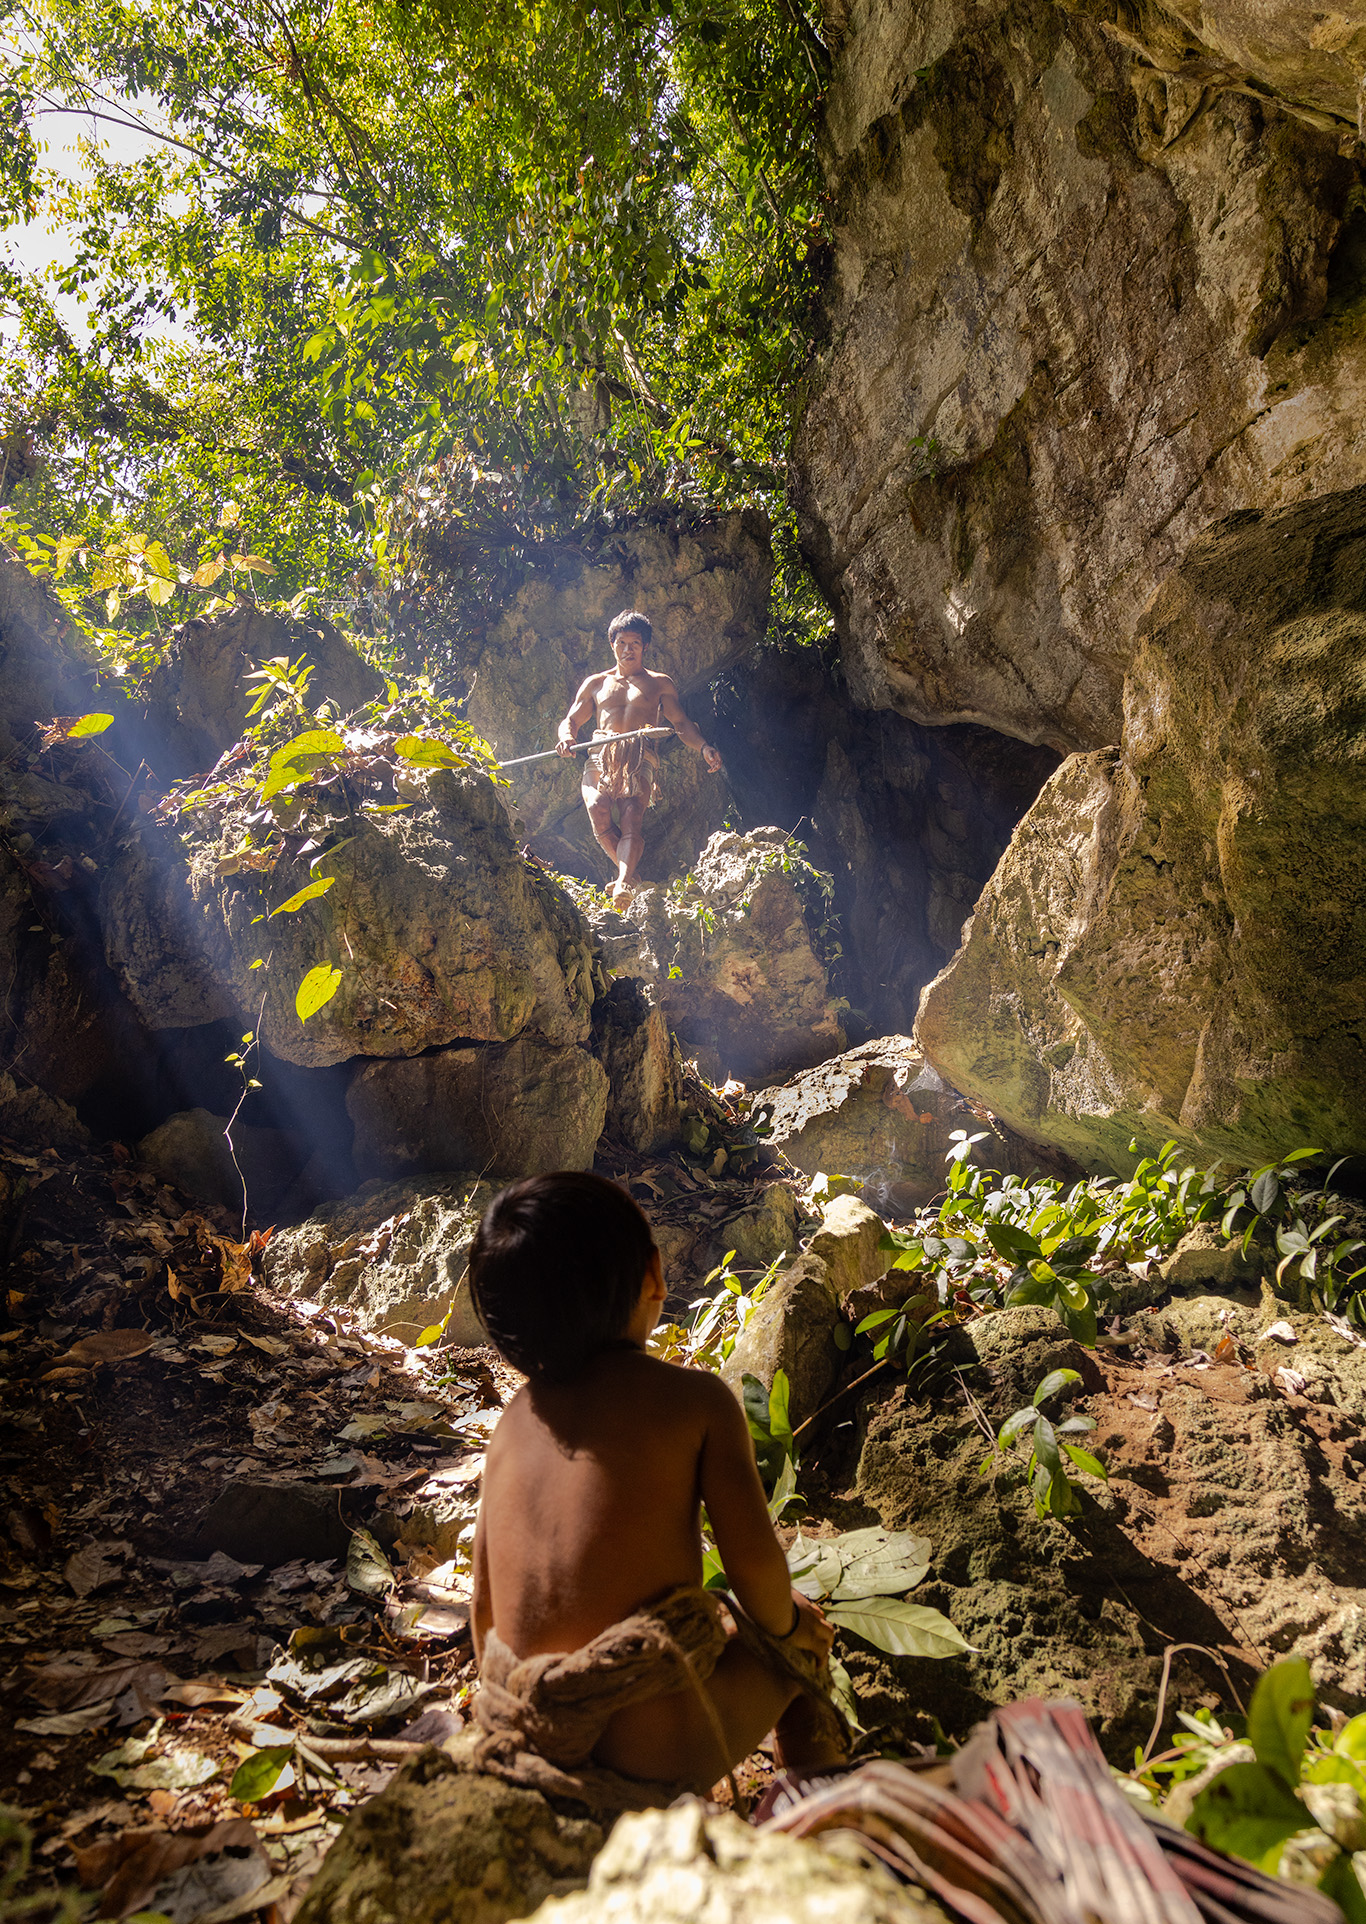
[1185,1761,1310,1870]
[855,1306,904,1335]
[1033,1414,1062,1472]
[997,1407,1038,1446]
[66,712,115,737]
[1062,1443,1108,1480]
[270,875,336,916]
[1033,1368,1083,1407]
[825,1597,971,1659]
[767,1370,793,1454]
[1319,1852,1366,1924]
[295,963,343,1021]
[833,1322,852,1351]
[766,1452,799,1522]
[985,1222,1041,1260]
[229,1745,294,1803]
[269,728,346,768]
[1247,1657,1316,1787]
[1251,1171,1281,1216]
[394,734,465,767]
[789,1526,933,1602]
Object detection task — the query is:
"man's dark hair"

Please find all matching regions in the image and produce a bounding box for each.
[468,1171,656,1382]
[608,609,651,647]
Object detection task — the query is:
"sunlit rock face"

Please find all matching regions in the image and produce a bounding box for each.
[434,510,772,887]
[794,0,1366,751]
[917,488,1366,1171]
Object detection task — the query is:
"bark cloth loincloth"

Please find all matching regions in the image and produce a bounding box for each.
[581,734,659,808]
[471,1583,848,1813]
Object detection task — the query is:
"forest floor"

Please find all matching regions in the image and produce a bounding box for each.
[0,1127,792,1923]
[0,1127,519,1921]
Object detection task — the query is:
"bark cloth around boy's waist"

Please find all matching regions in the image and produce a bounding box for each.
[583,733,660,803]
[471,1582,846,1813]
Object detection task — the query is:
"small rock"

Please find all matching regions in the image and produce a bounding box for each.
[200,1479,364,1565]
[294,1747,604,1924]
[806,1194,889,1305]
[714,1183,800,1273]
[0,1073,88,1149]
[528,1800,942,1924]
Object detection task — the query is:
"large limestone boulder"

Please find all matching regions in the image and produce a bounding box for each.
[721,1194,890,1426]
[792,0,1366,752]
[188,766,596,1068]
[754,1038,964,1215]
[293,1748,603,1924]
[264,1174,495,1345]
[347,1038,610,1181]
[529,1800,943,1924]
[917,488,1366,1172]
[591,828,846,1086]
[445,512,772,886]
[139,605,384,780]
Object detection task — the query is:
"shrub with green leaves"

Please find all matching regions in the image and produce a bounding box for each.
[979,1368,1108,1521]
[1138,1658,1366,1924]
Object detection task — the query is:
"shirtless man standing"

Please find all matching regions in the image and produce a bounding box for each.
[557,610,723,909]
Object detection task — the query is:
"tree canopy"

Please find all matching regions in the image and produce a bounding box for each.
[1,0,831,673]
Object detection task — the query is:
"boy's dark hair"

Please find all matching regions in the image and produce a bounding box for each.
[469,1171,656,1382]
[608,609,651,647]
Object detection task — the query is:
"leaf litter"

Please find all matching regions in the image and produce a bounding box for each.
[0,1128,507,1923]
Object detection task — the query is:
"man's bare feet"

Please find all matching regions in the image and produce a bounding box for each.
[611,881,634,910]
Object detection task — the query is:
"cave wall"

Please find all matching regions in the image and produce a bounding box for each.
[707,642,1057,1037]
[793,0,1366,751]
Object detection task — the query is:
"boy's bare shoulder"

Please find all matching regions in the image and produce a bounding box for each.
[637,1354,738,1415]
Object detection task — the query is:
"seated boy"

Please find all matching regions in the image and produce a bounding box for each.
[467,1170,847,1809]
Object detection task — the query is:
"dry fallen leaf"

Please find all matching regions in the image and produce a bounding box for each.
[61,1330,156,1367]
[1258,1319,1297,1345]
[75,1815,273,1922]
[1274,1365,1308,1395]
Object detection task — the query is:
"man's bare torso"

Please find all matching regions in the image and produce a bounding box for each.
[585,666,672,739]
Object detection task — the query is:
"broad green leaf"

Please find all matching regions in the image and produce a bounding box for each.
[268,728,345,768]
[1033,1368,1082,1407]
[852,1304,898,1333]
[296,963,343,1021]
[394,734,464,767]
[1186,1761,1310,1870]
[270,875,336,916]
[825,1597,971,1659]
[1033,1414,1062,1472]
[702,1540,727,1590]
[1335,1714,1366,1763]
[66,712,115,737]
[1251,1171,1281,1216]
[1063,1443,1108,1480]
[1247,1657,1315,1787]
[229,1745,294,1803]
[768,1369,793,1454]
[997,1407,1038,1446]
[766,1452,798,1522]
[985,1222,1041,1260]
[828,1528,931,1601]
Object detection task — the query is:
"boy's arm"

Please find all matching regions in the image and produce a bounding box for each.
[697,1376,819,1643]
[471,1501,492,1662]
[556,675,601,756]
[656,675,722,771]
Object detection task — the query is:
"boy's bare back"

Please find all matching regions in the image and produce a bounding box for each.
[474,1347,762,1659]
